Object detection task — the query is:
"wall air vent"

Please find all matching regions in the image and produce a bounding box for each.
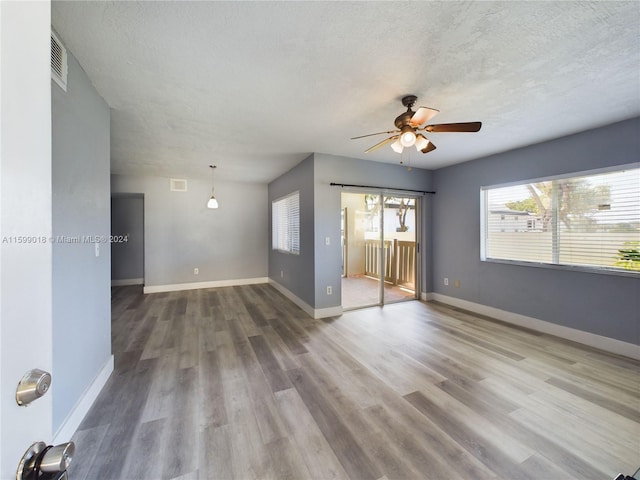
[170,178,188,192]
[51,31,68,91]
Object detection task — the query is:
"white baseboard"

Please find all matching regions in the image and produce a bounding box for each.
[420,291,433,301]
[315,305,344,319]
[426,292,640,360]
[53,355,114,443]
[269,279,343,319]
[143,277,269,294]
[111,278,143,286]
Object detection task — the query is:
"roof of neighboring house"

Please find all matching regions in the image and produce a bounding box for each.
[489,209,535,216]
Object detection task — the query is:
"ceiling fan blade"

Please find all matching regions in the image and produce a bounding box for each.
[423,122,482,133]
[421,141,437,154]
[409,107,439,127]
[351,129,399,140]
[365,136,399,153]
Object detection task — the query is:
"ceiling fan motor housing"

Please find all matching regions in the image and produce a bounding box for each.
[395,95,419,129]
[394,112,414,129]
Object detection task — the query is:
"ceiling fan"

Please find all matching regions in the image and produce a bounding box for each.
[351,95,482,155]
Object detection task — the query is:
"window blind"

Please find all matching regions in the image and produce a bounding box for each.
[272,191,300,254]
[481,166,640,273]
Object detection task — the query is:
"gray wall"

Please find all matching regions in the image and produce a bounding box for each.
[111,174,268,287]
[432,117,640,344]
[51,50,112,432]
[268,153,434,310]
[268,155,316,306]
[111,195,144,282]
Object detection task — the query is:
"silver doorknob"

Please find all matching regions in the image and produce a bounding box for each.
[16,369,52,406]
[16,441,75,480]
[40,442,74,473]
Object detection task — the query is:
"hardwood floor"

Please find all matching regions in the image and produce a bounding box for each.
[68,284,640,480]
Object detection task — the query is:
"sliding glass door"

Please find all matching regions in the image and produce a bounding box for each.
[382,195,418,304]
[341,193,382,309]
[341,192,419,310]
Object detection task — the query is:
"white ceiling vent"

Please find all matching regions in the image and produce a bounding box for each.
[170,178,187,192]
[51,31,68,91]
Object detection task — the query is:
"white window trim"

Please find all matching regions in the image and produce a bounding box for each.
[480,163,640,278]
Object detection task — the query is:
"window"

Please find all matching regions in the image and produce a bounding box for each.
[481,165,640,274]
[272,191,300,254]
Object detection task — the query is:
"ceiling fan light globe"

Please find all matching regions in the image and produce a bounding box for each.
[400,130,416,147]
[414,135,429,151]
[391,139,404,153]
[207,196,219,209]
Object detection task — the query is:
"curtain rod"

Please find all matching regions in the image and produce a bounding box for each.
[329,182,436,195]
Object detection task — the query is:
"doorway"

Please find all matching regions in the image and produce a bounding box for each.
[341,192,419,310]
[111,194,145,286]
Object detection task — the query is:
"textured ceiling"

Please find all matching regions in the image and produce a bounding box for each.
[51,1,640,183]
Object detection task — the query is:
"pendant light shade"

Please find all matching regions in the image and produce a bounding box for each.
[207,165,219,209]
[391,138,404,153]
[414,134,429,151]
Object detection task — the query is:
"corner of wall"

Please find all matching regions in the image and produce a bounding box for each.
[53,355,114,443]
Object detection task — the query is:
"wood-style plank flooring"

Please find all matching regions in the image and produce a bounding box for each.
[68,284,640,479]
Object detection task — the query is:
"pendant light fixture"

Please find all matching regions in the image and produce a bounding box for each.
[207,165,219,209]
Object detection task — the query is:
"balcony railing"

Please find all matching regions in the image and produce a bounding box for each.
[364,239,416,290]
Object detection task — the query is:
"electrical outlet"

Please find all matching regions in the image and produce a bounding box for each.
[194,268,199,275]
[444,278,449,286]
[454,279,460,288]
[280,270,284,278]
[325,236,330,246]
[326,286,332,295]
